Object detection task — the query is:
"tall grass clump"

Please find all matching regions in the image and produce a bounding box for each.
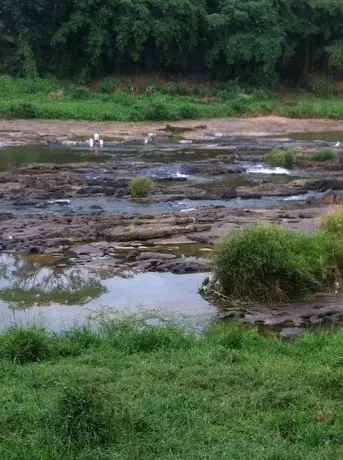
[213,224,343,302]
[0,326,50,364]
[264,149,294,168]
[52,382,119,446]
[129,176,153,198]
[308,148,337,162]
[320,210,343,237]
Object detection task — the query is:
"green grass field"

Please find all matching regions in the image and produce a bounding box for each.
[1,321,343,459]
[2,75,343,122]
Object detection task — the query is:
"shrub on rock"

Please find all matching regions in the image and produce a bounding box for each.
[212,224,343,302]
[129,176,153,198]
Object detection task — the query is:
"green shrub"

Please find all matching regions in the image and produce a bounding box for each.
[111,90,135,106]
[7,103,38,118]
[212,224,343,302]
[162,82,190,96]
[129,176,153,198]
[67,84,90,100]
[0,326,50,364]
[99,77,120,93]
[308,148,337,162]
[177,104,199,119]
[143,101,175,121]
[320,210,343,237]
[264,149,294,168]
[52,382,119,446]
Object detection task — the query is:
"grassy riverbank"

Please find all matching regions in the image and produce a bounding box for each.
[1,321,343,459]
[2,75,343,122]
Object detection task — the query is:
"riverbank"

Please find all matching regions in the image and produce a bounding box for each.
[2,116,343,145]
[2,76,343,126]
[0,323,342,459]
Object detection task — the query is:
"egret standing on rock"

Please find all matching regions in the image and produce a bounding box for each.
[89,138,94,148]
[144,132,156,145]
[336,141,340,147]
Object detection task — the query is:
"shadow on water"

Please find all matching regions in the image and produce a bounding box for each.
[0,254,215,331]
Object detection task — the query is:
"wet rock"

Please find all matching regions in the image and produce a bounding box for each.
[90,205,104,211]
[14,199,40,206]
[306,190,343,205]
[156,257,210,274]
[279,327,305,340]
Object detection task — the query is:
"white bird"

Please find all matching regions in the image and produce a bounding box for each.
[148,132,156,139]
[94,132,100,142]
[144,139,149,144]
[99,139,104,148]
[335,141,340,147]
[89,138,94,148]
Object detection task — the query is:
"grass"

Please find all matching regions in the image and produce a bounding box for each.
[308,148,338,162]
[320,210,343,237]
[212,224,343,302]
[129,176,153,198]
[2,75,343,121]
[264,149,294,168]
[0,322,343,458]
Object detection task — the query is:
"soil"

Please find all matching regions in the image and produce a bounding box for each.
[2,116,343,144]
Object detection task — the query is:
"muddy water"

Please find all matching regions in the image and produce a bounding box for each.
[0,254,215,330]
[287,131,343,142]
[0,145,110,168]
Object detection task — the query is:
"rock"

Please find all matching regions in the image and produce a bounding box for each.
[136,252,176,261]
[306,190,343,205]
[279,327,305,340]
[105,224,212,242]
[14,199,40,206]
[90,205,104,211]
[157,257,210,274]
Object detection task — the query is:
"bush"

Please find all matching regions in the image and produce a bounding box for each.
[176,104,199,119]
[320,210,343,237]
[212,224,343,302]
[52,382,119,446]
[0,326,50,364]
[67,84,90,100]
[7,103,38,118]
[308,148,337,162]
[264,150,294,168]
[143,101,175,121]
[129,176,153,198]
[99,77,120,94]
[48,89,65,101]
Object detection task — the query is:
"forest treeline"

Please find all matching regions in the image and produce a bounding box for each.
[1,0,343,85]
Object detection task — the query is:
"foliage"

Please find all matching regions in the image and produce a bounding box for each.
[264,150,294,168]
[2,0,343,84]
[308,148,338,161]
[212,224,343,302]
[3,76,343,121]
[0,323,343,458]
[128,176,153,198]
[320,210,343,237]
[0,326,50,364]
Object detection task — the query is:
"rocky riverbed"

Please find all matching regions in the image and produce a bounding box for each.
[1,121,343,333]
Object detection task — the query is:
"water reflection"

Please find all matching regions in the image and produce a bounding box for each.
[0,254,215,330]
[0,254,107,308]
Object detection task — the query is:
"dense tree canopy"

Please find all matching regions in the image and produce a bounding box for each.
[1,0,343,84]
